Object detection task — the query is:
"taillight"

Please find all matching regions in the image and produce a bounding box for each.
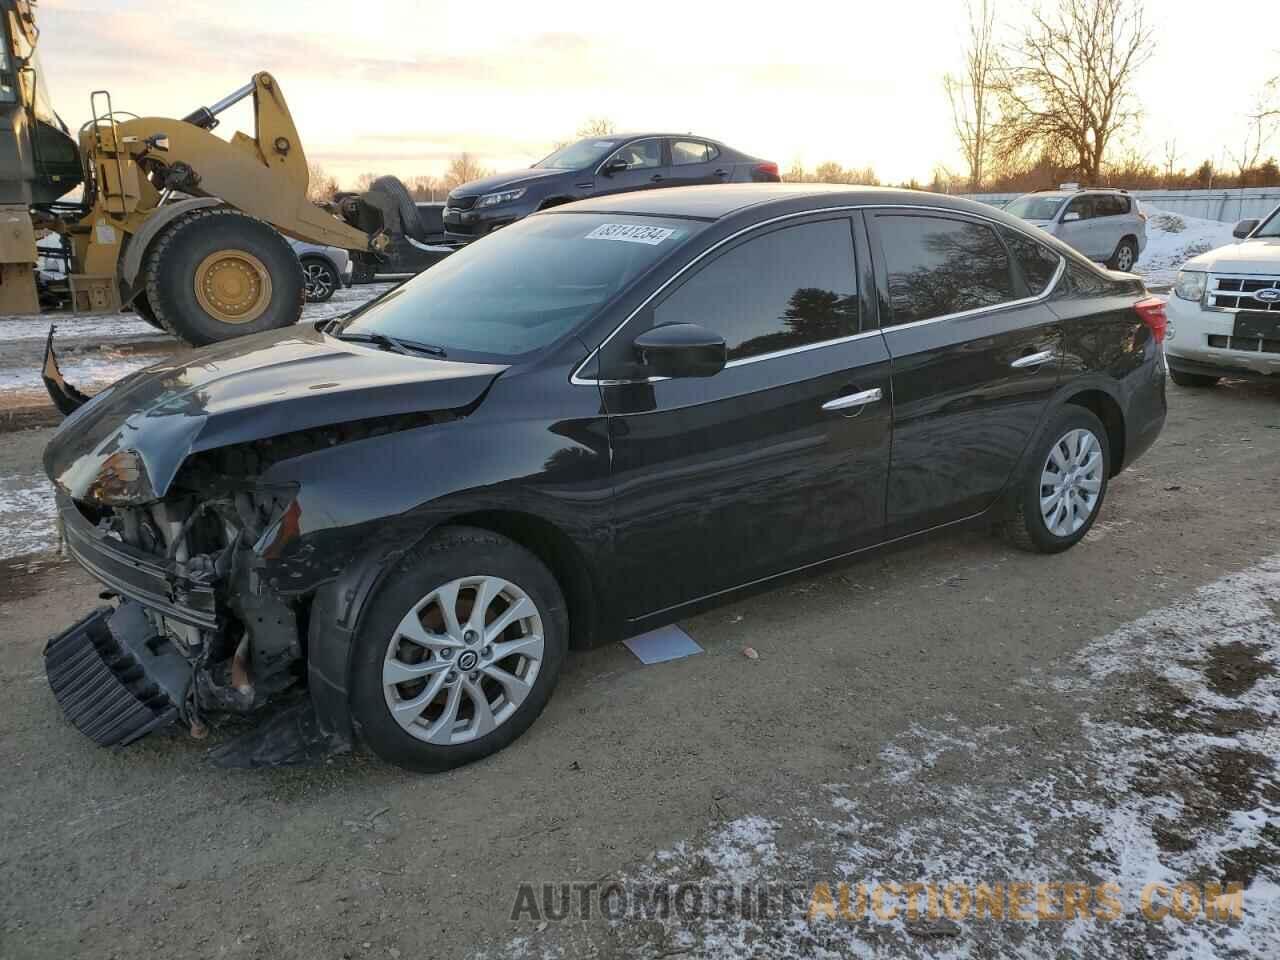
[1135,296,1167,343]
[754,161,780,181]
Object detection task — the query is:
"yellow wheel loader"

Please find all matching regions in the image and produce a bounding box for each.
[1,0,389,345]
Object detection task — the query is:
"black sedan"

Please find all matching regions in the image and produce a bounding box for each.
[41,185,1166,772]
[442,133,780,241]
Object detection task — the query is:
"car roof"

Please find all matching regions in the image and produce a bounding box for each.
[599,132,723,143]
[547,183,995,222]
[1021,188,1128,198]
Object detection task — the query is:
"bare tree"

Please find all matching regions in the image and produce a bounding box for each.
[306,162,339,203]
[944,0,1000,190]
[406,175,443,201]
[351,171,381,193]
[993,0,1155,182]
[442,153,492,191]
[789,161,880,185]
[577,116,616,138]
[1160,139,1178,185]
[1234,79,1280,178]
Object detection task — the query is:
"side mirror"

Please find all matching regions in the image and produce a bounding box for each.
[632,323,726,379]
[1062,211,1081,222]
[1233,219,1259,239]
[601,159,628,176]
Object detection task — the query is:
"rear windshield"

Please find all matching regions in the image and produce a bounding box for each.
[1006,195,1067,221]
[338,213,703,360]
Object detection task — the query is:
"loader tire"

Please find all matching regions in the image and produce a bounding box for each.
[131,293,163,330]
[143,207,305,346]
[369,176,427,242]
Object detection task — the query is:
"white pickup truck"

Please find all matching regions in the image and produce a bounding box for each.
[1165,204,1280,386]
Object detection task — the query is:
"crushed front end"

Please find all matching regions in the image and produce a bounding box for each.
[47,458,309,750]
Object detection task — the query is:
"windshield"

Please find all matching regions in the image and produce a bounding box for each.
[338,213,703,360]
[535,137,623,170]
[1253,205,1280,238]
[1006,195,1067,221]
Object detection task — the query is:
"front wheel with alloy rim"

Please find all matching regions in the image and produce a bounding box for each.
[301,257,339,302]
[1005,407,1111,553]
[350,527,568,772]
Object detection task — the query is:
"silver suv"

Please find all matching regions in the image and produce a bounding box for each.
[1005,188,1147,272]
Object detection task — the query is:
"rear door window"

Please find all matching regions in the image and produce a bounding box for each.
[998,227,1063,296]
[671,140,718,165]
[653,219,859,360]
[875,214,1017,326]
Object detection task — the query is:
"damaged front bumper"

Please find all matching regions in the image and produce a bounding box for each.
[48,493,344,765]
[45,603,184,747]
[58,492,219,630]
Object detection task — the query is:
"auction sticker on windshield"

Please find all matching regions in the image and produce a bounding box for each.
[585,223,677,245]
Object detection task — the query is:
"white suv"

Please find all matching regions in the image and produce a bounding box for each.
[1165,204,1280,386]
[1006,188,1147,271]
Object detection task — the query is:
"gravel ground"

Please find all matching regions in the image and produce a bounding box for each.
[0,372,1277,959]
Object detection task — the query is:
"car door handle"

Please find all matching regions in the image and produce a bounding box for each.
[1011,349,1056,369]
[650,174,664,183]
[822,387,882,412]
[713,168,730,177]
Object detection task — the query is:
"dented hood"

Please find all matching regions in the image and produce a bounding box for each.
[44,324,507,501]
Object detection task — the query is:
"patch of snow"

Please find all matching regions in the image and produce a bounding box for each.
[504,556,1280,958]
[1134,208,1238,289]
[0,352,160,394]
[0,472,57,560]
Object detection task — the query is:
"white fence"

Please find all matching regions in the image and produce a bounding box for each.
[958,188,1280,223]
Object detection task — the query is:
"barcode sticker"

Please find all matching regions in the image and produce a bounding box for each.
[584,223,676,245]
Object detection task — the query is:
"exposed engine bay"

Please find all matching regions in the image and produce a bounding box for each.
[38,319,508,765]
[46,429,328,762]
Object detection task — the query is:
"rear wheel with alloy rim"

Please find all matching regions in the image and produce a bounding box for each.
[1108,238,1138,272]
[301,257,339,302]
[350,527,567,772]
[1006,407,1111,553]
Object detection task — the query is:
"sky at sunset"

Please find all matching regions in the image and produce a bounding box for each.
[30,0,1280,189]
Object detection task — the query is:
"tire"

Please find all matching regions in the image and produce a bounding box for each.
[300,256,339,302]
[349,526,568,773]
[1107,237,1138,272]
[1005,406,1111,554]
[142,207,305,346]
[1168,368,1219,388]
[131,293,164,330]
[369,175,427,242]
[350,255,377,285]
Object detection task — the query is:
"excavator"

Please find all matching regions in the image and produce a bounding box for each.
[0,0,437,345]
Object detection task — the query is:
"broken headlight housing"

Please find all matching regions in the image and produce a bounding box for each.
[83,450,158,505]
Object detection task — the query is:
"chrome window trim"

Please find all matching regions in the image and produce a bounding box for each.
[570,203,1067,386]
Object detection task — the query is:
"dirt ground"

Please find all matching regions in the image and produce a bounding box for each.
[1,371,1278,959]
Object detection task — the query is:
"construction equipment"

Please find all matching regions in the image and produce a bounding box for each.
[1,0,387,344]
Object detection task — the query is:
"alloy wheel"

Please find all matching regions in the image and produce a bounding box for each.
[303,262,334,300]
[1040,428,1103,537]
[1115,244,1135,271]
[382,575,544,745]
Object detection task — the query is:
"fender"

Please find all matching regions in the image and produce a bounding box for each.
[118,196,223,289]
[307,535,411,746]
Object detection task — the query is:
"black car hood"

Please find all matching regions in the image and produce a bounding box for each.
[44,325,507,501]
[449,167,572,198]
